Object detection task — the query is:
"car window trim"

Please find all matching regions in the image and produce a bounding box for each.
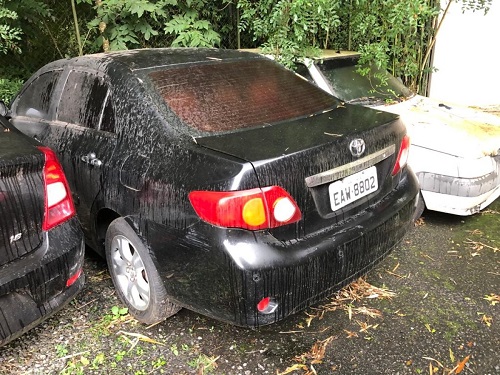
[49,119,118,139]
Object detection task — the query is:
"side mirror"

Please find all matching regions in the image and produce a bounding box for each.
[0,101,7,117]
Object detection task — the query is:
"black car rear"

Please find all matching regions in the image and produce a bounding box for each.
[8,48,418,327]
[0,116,84,346]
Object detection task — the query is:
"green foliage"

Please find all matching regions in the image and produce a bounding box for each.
[338,0,441,93]
[238,0,340,67]
[77,0,221,51]
[0,0,55,56]
[188,354,218,373]
[78,0,170,50]
[0,78,23,104]
[0,0,494,96]
[55,343,69,358]
[164,11,220,47]
[110,305,128,319]
[238,0,491,94]
[2,0,53,54]
[0,7,21,54]
[460,0,492,12]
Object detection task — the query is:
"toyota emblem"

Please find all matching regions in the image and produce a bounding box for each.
[349,139,366,157]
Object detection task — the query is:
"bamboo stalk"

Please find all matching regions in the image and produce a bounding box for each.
[70,0,83,56]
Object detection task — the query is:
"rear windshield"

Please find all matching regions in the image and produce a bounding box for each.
[149,59,339,133]
[317,57,414,104]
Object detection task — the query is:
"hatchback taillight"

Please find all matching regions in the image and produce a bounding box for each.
[392,135,410,176]
[38,146,76,230]
[189,186,301,230]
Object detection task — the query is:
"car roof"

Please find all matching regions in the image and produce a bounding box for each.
[240,48,361,61]
[46,48,265,73]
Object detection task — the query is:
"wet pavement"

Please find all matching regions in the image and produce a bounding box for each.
[0,200,499,374]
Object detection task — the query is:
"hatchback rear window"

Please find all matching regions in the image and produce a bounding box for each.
[149,59,339,133]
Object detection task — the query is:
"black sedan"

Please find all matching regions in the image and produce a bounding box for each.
[0,113,84,346]
[7,48,418,327]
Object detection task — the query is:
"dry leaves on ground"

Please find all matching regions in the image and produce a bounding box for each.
[277,336,336,375]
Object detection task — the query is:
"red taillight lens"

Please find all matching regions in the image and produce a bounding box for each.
[257,296,278,314]
[38,146,76,230]
[392,135,410,176]
[66,268,83,287]
[188,186,301,230]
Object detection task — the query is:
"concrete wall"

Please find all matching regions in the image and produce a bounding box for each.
[429,1,500,106]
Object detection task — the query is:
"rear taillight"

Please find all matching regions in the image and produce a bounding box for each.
[38,146,76,230]
[392,135,410,176]
[189,186,301,230]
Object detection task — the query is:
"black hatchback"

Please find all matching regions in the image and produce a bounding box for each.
[0,113,84,346]
[7,48,418,327]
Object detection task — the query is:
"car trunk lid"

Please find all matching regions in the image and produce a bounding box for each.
[196,104,406,240]
[0,123,44,267]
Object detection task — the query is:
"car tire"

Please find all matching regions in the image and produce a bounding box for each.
[105,217,181,324]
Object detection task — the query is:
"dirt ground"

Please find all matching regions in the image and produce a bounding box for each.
[0,196,498,374]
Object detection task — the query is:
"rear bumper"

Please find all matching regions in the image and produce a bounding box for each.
[0,217,85,346]
[148,170,418,328]
[226,176,417,327]
[417,157,500,215]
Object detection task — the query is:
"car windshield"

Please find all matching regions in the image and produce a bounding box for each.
[316,58,414,105]
[149,59,339,133]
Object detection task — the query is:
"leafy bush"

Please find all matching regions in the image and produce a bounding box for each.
[0,78,23,104]
[78,0,221,51]
[238,0,340,67]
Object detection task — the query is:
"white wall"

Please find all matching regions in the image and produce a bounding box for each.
[429,1,500,106]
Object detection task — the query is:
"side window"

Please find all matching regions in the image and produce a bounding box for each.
[16,71,61,120]
[58,71,109,130]
[294,63,316,85]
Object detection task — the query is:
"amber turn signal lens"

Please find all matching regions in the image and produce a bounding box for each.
[242,197,266,226]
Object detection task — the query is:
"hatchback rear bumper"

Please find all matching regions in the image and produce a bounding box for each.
[0,218,85,346]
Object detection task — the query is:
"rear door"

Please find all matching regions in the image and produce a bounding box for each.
[11,69,118,239]
[50,69,118,237]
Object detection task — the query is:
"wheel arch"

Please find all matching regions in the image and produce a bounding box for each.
[94,208,121,256]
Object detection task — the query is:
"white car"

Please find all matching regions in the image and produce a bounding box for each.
[288,50,500,216]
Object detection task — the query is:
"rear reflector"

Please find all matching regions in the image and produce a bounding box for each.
[392,135,410,176]
[189,186,301,230]
[38,146,76,230]
[257,297,278,314]
[66,268,83,287]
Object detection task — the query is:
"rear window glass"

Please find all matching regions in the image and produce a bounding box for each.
[149,59,338,133]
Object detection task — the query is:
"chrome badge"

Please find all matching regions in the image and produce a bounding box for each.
[349,138,366,158]
[10,233,22,243]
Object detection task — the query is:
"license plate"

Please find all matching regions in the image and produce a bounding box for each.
[329,166,378,211]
